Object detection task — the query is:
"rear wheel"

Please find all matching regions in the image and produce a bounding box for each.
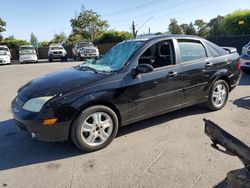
[206,80,229,110]
[71,105,119,152]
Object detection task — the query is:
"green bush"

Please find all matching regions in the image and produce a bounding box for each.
[0,38,30,49]
[95,30,133,44]
[224,9,250,35]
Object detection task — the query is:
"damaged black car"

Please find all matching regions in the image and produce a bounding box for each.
[11,35,241,152]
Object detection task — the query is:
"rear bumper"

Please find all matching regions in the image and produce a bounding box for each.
[11,103,70,142]
[229,71,242,91]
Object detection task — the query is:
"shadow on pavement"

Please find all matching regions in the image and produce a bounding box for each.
[213,178,227,188]
[0,105,210,171]
[239,73,250,86]
[233,96,250,110]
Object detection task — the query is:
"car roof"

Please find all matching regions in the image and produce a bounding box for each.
[128,34,203,42]
[19,45,34,47]
[49,45,63,47]
[76,42,92,44]
[0,45,9,48]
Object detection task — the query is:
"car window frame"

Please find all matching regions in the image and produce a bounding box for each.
[136,39,176,72]
[176,39,208,64]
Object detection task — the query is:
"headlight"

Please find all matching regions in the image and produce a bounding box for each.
[23,96,53,112]
[242,48,247,55]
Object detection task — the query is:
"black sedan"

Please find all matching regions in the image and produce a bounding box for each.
[11,35,241,152]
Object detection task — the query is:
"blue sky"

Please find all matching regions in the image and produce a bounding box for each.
[1,0,249,41]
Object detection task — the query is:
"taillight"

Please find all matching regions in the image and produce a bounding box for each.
[236,58,241,71]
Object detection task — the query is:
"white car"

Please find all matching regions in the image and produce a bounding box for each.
[0,50,11,64]
[0,45,11,59]
[240,42,250,73]
[48,44,67,62]
[19,50,38,63]
[72,42,99,61]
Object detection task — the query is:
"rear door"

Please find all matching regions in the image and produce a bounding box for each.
[176,39,217,106]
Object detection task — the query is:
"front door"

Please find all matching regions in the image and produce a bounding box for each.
[124,40,183,122]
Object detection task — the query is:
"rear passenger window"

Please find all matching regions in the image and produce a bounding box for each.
[204,42,221,57]
[178,41,207,63]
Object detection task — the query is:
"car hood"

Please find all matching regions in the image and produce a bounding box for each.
[243,42,250,49]
[18,67,107,100]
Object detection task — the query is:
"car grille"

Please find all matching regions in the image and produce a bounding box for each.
[247,51,250,56]
[15,96,25,108]
[86,49,96,53]
[53,51,63,54]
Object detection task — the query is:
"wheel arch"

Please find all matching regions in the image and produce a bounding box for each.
[68,100,122,140]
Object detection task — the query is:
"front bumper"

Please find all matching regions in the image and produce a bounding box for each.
[20,57,37,63]
[240,55,250,72]
[80,53,98,58]
[49,54,66,59]
[11,100,70,142]
[0,58,11,64]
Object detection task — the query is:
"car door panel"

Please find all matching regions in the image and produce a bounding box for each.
[124,66,182,122]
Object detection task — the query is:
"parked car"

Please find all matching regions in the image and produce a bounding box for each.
[19,45,36,53]
[0,45,11,59]
[240,42,250,74]
[11,35,241,152]
[48,44,67,62]
[19,49,38,63]
[0,50,11,64]
[72,42,99,60]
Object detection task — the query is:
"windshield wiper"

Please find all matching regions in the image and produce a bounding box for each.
[78,66,98,73]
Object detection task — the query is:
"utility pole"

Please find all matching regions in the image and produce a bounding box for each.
[148,28,151,35]
[132,21,138,38]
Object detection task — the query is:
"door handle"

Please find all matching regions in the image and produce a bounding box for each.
[168,71,177,77]
[205,62,212,68]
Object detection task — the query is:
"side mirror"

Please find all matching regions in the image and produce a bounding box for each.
[132,64,153,78]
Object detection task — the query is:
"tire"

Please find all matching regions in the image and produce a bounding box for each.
[206,80,229,111]
[242,69,250,74]
[49,58,53,62]
[71,105,119,152]
[77,53,82,61]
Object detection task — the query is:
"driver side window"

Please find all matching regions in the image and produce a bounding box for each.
[138,40,174,69]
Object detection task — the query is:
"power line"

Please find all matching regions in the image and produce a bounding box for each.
[109,0,191,26]
[110,0,218,29]
[102,0,166,17]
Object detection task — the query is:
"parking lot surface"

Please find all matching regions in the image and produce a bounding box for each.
[0,61,249,188]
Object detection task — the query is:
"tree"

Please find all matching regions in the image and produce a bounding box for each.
[40,41,50,47]
[67,33,87,46]
[70,9,109,42]
[155,32,163,35]
[168,19,184,34]
[50,32,67,44]
[224,9,250,35]
[0,36,30,49]
[0,18,6,41]
[207,16,227,37]
[180,22,196,35]
[194,19,209,37]
[95,30,133,43]
[30,32,38,48]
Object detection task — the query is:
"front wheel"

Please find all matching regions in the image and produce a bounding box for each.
[71,105,119,152]
[206,80,229,111]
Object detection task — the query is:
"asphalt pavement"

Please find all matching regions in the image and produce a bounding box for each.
[0,62,249,188]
